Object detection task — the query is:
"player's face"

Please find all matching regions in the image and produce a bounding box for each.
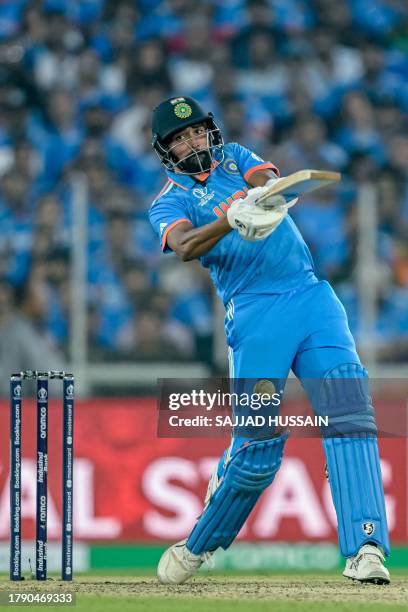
[167,123,208,161]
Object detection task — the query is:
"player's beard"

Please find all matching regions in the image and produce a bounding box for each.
[177,148,212,174]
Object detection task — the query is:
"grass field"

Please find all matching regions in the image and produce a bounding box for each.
[1,572,407,611]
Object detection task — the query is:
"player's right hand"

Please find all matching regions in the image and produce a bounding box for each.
[226,195,287,241]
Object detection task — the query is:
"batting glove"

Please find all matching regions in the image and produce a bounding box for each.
[227,193,287,241]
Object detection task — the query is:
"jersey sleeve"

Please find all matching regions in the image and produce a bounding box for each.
[149,194,191,253]
[230,142,280,183]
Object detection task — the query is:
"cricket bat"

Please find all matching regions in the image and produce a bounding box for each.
[255,169,341,209]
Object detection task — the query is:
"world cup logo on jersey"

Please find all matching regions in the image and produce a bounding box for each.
[193,186,215,206]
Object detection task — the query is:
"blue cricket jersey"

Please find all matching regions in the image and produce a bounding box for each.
[149,143,318,304]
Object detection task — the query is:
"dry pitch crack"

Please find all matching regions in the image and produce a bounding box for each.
[0,576,407,604]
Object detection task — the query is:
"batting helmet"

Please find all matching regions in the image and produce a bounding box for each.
[151,96,223,174]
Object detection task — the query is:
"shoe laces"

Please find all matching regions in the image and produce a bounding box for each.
[182,547,215,570]
[357,545,384,565]
[202,551,215,569]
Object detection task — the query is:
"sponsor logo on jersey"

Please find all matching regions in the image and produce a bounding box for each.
[192,186,215,206]
[251,152,264,162]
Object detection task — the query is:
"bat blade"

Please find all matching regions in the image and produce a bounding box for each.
[256,170,341,206]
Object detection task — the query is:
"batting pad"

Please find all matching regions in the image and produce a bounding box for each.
[303,363,378,437]
[324,436,390,558]
[187,435,286,555]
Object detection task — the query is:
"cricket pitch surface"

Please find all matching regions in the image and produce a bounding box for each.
[1,574,407,611]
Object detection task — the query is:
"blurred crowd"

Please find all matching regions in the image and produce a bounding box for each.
[0,0,407,372]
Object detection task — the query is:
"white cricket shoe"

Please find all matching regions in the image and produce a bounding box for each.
[343,544,390,584]
[157,539,214,584]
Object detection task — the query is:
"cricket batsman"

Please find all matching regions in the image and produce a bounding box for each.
[148,96,390,584]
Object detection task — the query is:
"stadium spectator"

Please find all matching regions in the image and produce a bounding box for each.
[0,274,65,395]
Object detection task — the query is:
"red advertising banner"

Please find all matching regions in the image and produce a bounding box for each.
[0,399,407,543]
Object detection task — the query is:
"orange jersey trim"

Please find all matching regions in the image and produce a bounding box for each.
[161,218,191,251]
[244,162,280,183]
[154,179,172,201]
[194,160,220,182]
[195,171,210,182]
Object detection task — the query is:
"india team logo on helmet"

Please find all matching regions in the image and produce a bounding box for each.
[174,102,193,119]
